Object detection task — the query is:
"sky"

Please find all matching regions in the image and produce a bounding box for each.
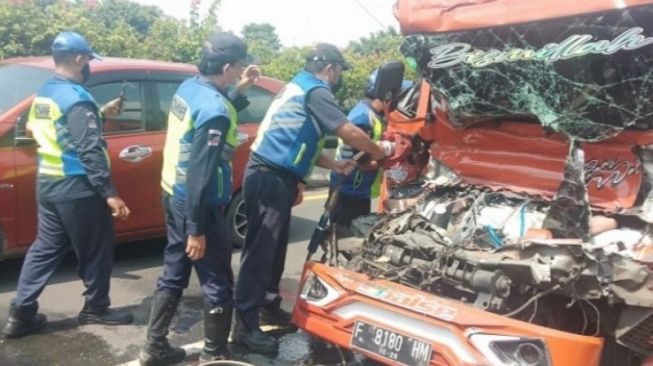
[132,0,400,47]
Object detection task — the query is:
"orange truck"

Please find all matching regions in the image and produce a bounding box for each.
[293,1,653,365]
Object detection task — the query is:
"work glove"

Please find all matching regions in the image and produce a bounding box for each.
[378,140,395,158]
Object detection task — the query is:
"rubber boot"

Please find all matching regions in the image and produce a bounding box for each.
[260,295,294,330]
[231,314,278,355]
[199,304,233,362]
[139,291,186,366]
[2,304,47,338]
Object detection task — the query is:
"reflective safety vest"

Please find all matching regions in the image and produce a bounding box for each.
[28,77,105,177]
[331,100,384,199]
[161,77,238,207]
[251,71,329,180]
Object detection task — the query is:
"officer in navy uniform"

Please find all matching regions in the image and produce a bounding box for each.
[330,69,413,232]
[234,43,389,354]
[138,32,260,366]
[3,31,133,339]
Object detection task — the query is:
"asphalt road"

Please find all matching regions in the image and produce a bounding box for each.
[0,188,365,366]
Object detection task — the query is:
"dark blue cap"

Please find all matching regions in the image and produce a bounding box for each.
[204,32,253,64]
[51,31,102,60]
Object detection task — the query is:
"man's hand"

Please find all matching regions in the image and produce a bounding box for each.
[186,235,206,260]
[333,159,357,176]
[236,65,262,94]
[100,98,124,117]
[359,160,379,172]
[107,196,130,220]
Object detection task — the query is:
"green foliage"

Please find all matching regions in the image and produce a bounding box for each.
[0,0,219,63]
[262,46,311,83]
[90,0,164,39]
[347,27,402,57]
[241,23,282,65]
[0,1,413,113]
[241,26,413,112]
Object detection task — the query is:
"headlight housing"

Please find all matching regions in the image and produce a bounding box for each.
[299,271,340,307]
[469,334,552,366]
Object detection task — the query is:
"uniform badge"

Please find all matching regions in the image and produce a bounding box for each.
[34,104,50,119]
[208,129,222,146]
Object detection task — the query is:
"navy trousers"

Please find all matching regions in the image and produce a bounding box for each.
[156,194,233,306]
[12,196,114,313]
[235,166,297,329]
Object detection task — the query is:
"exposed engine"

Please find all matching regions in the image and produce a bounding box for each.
[342,149,653,362]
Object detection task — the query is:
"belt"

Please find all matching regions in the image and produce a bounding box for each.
[253,165,302,185]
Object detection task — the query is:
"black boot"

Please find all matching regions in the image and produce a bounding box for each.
[199,303,233,362]
[138,291,186,366]
[78,307,133,326]
[3,304,47,338]
[260,296,295,330]
[231,314,278,355]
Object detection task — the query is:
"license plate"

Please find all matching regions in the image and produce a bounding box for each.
[350,321,432,366]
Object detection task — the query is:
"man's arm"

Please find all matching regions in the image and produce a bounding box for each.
[229,93,250,112]
[334,122,384,161]
[316,153,356,175]
[306,88,385,161]
[228,65,261,112]
[67,103,117,199]
[67,103,129,219]
[185,117,230,236]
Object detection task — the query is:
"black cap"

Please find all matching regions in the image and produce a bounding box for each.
[203,32,253,64]
[306,43,351,70]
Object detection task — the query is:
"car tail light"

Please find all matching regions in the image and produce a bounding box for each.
[299,271,340,307]
[469,334,551,366]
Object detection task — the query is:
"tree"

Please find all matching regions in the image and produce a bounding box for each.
[89,0,164,40]
[0,0,412,113]
[263,46,311,83]
[241,23,282,65]
[347,27,402,57]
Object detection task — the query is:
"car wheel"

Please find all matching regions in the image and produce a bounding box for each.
[226,191,246,249]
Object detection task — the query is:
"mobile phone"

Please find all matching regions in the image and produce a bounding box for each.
[118,82,127,102]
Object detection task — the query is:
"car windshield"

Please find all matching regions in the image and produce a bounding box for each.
[0,63,54,115]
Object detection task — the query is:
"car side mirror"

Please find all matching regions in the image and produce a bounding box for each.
[14,114,36,147]
[15,136,36,146]
[372,61,406,102]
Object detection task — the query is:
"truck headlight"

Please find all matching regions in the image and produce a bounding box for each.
[299,271,340,306]
[469,334,551,366]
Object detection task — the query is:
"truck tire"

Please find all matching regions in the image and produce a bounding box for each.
[226,191,246,249]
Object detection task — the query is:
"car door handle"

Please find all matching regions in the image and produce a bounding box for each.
[119,145,152,163]
[236,131,249,145]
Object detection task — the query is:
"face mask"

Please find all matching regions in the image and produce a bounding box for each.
[81,63,91,83]
[331,77,343,93]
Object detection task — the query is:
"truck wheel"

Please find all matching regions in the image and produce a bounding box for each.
[226,191,246,249]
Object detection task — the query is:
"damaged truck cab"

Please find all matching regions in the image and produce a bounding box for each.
[293,1,653,365]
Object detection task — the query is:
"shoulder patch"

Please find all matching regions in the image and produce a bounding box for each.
[86,111,98,129]
[34,103,51,119]
[170,95,188,120]
[207,129,222,146]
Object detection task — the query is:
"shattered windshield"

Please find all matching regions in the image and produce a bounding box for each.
[401,5,653,141]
